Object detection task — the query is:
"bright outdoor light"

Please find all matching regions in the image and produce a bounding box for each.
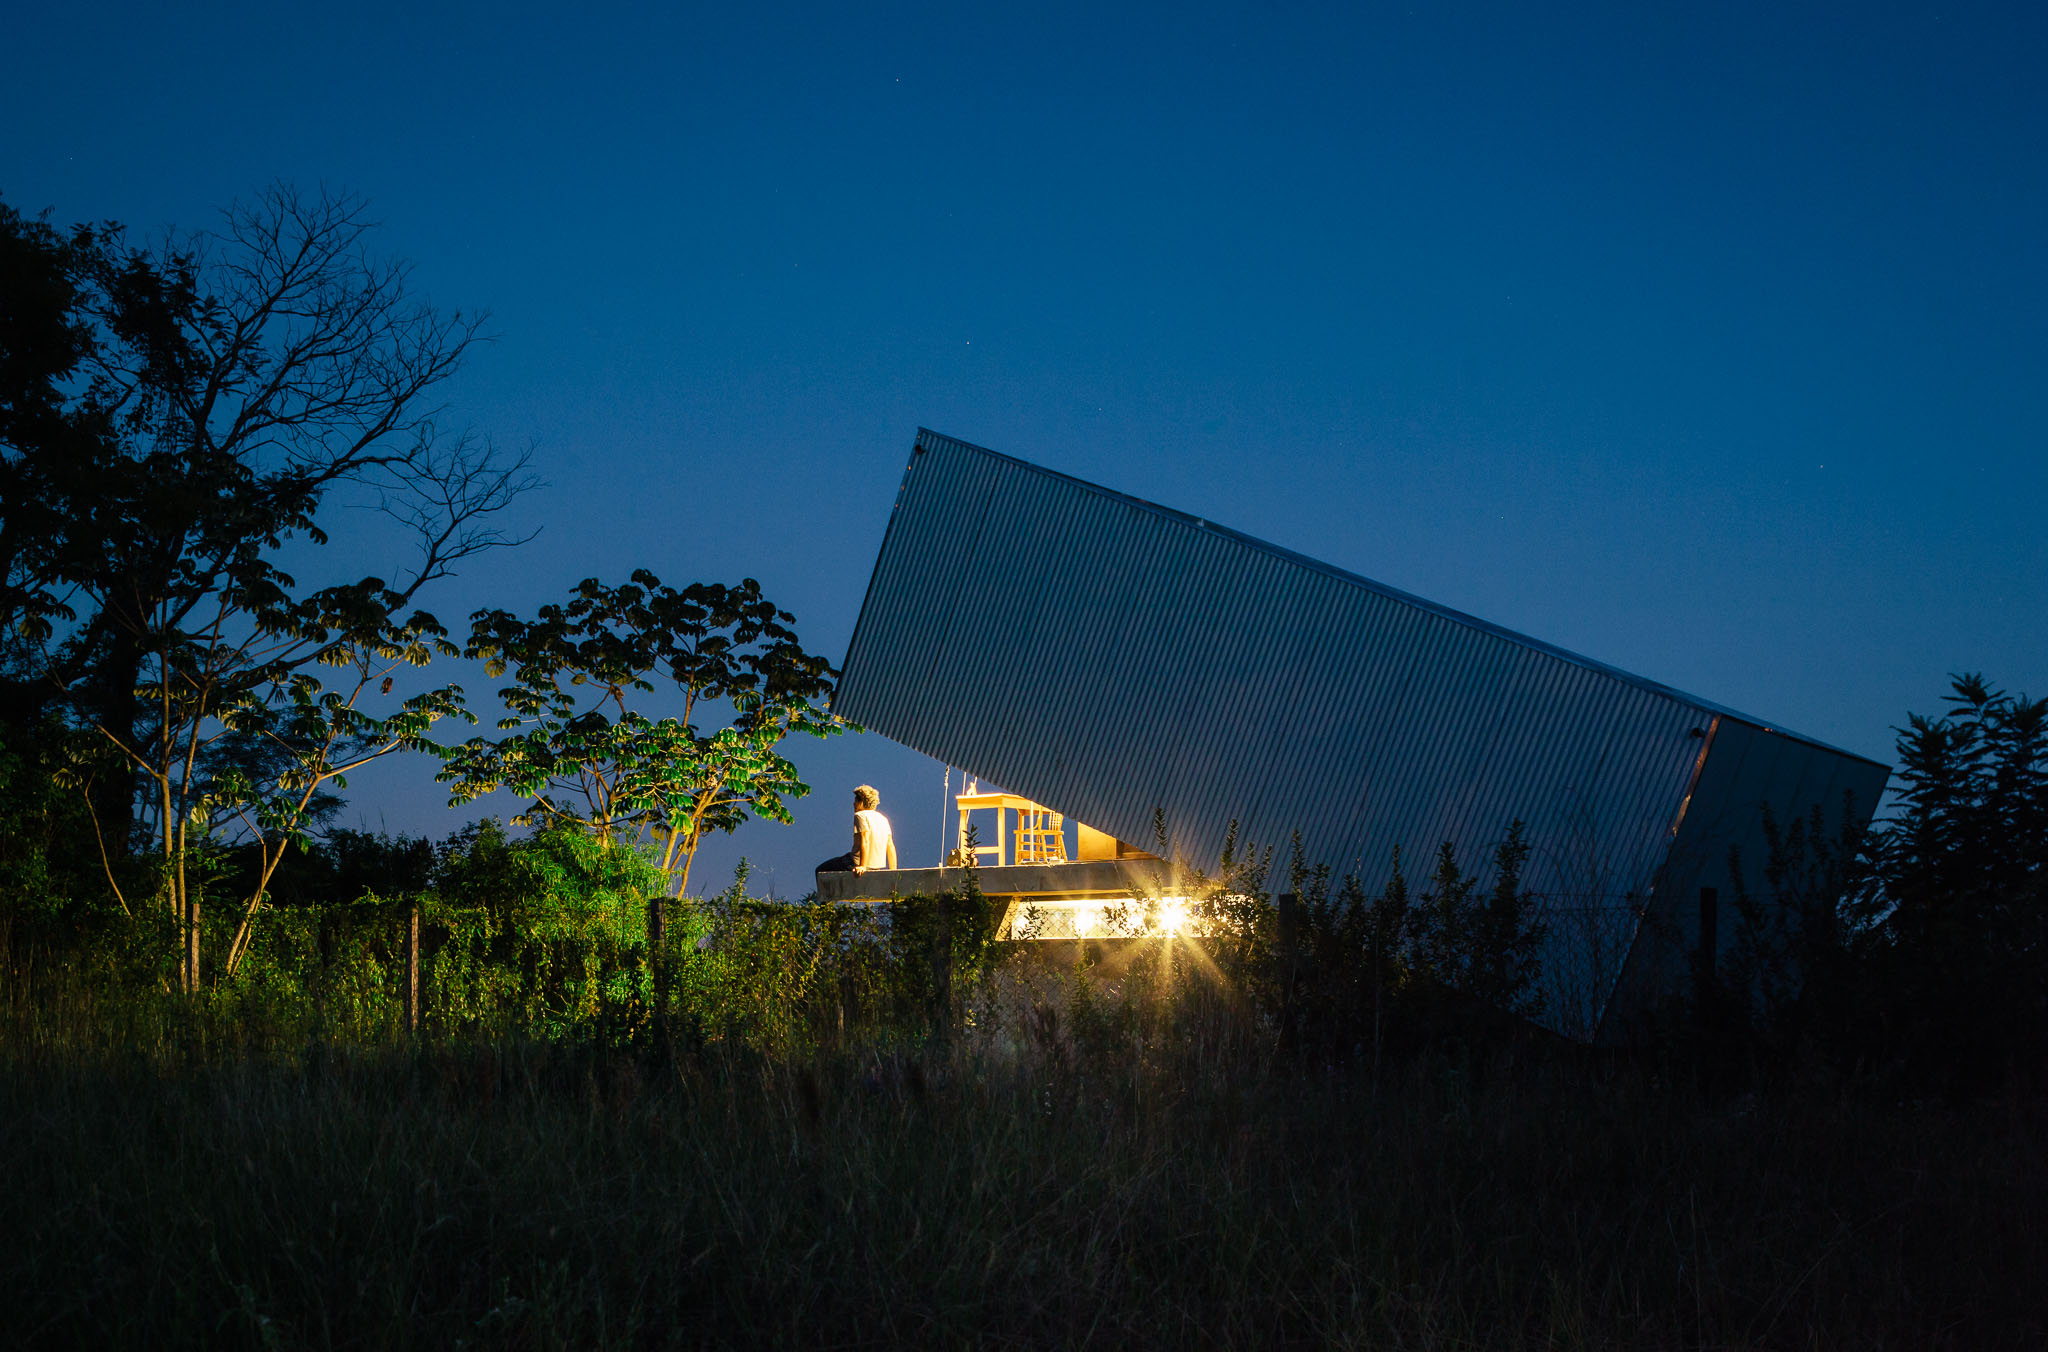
[1003,897,1207,940]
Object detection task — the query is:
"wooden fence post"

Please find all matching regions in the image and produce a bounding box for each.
[646,895,668,1032]
[403,899,421,1035]
[185,892,201,995]
[315,908,331,1030]
[1276,892,1300,1048]
[931,894,954,1041]
[1696,886,1719,1011]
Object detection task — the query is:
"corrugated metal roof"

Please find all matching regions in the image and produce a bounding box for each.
[835,429,1889,1038]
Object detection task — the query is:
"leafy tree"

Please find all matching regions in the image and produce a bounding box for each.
[1723,796,1869,1045]
[441,572,845,896]
[1874,674,2045,954]
[0,185,530,990]
[1366,848,1413,1060]
[0,199,116,651]
[1384,829,1547,1021]
[0,719,113,969]
[1862,674,2045,1076]
[1466,821,1547,1017]
[1413,840,1476,987]
[1716,674,2043,1084]
[1370,845,1412,997]
[209,632,471,978]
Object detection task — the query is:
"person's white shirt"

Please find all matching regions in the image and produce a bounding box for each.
[853,807,896,871]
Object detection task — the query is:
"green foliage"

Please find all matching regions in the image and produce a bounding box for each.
[1141,822,1548,1059]
[1468,821,1548,1016]
[1414,839,1478,986]
[648,864,1006,1058]
[1713,673,2046,1090]
[11,664,2040,1100]
[423,822,663,1040]
[1723,795,1871,1049]
[1873,674,2046,1006]
[13,655,2048,1343]
[671,875,876,1055]
[1,185,528,989]
[4,815,1014,1060]
[0,720,124,953]
[441,573,846,896]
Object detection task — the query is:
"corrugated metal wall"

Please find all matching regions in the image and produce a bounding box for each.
[1601,717,1893,1040]
[835,430,1888,1038]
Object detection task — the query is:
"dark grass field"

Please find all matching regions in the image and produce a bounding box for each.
[6,1018,2044,1350]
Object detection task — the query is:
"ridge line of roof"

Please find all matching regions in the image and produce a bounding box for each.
[910,427,1886,769]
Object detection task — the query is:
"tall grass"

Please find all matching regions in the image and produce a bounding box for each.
[5,945,2044,1349]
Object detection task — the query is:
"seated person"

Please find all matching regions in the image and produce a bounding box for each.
[815,784,896,892]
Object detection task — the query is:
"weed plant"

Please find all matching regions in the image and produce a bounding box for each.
[5,935,2045,1349]
[5,698,2046,1348]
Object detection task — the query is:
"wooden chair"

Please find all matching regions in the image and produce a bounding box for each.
[1011,805,1068,865]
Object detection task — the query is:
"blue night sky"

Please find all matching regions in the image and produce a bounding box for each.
[6,2,2044,894]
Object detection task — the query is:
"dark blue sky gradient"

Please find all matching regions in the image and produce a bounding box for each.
[6,2,2044,892]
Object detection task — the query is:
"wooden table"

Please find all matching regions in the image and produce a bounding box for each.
[953,792,1067,868]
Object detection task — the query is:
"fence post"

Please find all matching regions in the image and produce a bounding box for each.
[646,895,668,1033]
[315,908,331,1031]
[1696,886,1719,1011]
[403,899,421,1035]
[931,894,954,1041]
[185,892,201,995]
[1276,891,1300,1048]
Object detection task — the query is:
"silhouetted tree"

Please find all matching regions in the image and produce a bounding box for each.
[1468,820,1546,1017]
[0,185,532,989]
[1867,674,2046,1078]
[1720,674,2045,1086]
[1413,840,1476,988]
[0,199,117,658]
[1725,795,1869,1051]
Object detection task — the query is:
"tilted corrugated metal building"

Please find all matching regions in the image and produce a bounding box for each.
[833,430,1890,1040]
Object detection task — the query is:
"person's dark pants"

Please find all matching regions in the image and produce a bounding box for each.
[815,853,854,897]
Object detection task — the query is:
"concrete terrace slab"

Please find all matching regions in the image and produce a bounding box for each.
[817,858,1178,903]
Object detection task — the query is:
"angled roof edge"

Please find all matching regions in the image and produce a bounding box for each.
[903,427,1887,770]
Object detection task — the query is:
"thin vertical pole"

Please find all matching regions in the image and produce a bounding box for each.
[931,894,954,1042]
[1696,886,1719,1007]
[184,891,201,995]
[315,907,331,1032]
[647,895,667,1030]
[1276,891,1299,1048]
[404,899,421,1034]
